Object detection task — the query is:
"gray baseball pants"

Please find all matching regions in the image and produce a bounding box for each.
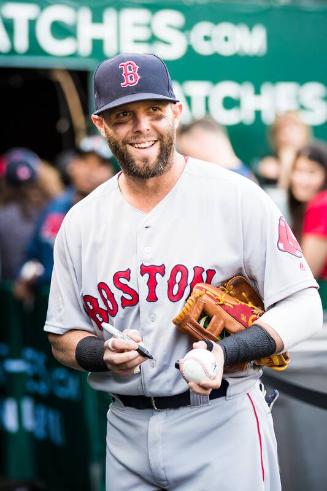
[106,381,281,491]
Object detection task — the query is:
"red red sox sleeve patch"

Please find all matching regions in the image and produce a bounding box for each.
[277,217,303,258]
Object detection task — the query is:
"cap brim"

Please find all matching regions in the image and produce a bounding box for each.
[93,93,179,115]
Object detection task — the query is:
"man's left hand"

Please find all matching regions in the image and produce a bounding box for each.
[184,341,225,396]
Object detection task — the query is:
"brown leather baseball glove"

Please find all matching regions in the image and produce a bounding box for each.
[173,275,290,372]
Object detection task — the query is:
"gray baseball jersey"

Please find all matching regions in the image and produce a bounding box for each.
[45,157,316,396]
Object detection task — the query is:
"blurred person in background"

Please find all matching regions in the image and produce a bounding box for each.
[177,117,256,180]
[14,136,116,301]
[0,148,53,281]
[54,148,80,187]
[272,140,327,310]
[298,143,327,309]
[38,158,64,199]
[259,140,327,268]
[287,141,327,241]
[255,110,311,189]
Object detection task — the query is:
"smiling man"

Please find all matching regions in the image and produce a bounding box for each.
[98,100,176,179]
[44,53,322,491]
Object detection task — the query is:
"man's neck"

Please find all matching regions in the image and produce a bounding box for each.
[118,152,186,213]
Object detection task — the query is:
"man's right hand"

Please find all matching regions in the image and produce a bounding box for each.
[103,329,146,376]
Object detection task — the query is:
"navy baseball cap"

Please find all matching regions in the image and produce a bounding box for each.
[3,148,39,186]
[93,53,179,115]
[4,157,37,186]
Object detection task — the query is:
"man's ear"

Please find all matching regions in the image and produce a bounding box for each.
[91,114,106,137]
[172,102,183,129]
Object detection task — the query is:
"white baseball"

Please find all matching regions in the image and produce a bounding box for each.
[180,349,218,384]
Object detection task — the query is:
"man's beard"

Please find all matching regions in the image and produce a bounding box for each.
[104,128,175,179]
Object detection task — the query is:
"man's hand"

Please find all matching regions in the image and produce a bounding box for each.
[186,341,225,396]
[103,329,146,376]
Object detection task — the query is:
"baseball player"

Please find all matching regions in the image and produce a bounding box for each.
[45,53,323,491]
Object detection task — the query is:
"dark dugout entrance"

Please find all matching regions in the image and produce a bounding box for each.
[0,68,89,163]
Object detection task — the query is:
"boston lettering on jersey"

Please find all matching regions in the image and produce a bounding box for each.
[82,264,216,329]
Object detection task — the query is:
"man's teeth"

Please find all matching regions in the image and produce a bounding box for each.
[131,141,155,149]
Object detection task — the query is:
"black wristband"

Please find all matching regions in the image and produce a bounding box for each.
[218,324,276,366]
[75,336,109,372]
[204,339,214,352]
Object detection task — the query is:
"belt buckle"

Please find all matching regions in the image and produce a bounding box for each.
[150,396,161,411]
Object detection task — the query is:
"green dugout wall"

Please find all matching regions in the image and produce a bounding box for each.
[0,282,109,490]
[1,0,327,163]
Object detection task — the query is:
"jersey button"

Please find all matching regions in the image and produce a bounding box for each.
[149,313,156,322]
[144,246,152,254]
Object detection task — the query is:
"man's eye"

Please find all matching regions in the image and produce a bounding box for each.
[150,106,160,112]
[116,111,129,119]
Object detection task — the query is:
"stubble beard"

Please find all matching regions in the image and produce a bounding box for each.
[104,127,175,179]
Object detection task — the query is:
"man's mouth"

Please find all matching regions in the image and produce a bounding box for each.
[129,140,157,149]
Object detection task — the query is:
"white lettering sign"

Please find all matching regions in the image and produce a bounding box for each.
[2,2,39,53]
[36,5,76,56]
[0,3,267,60]
[77,6,116,56]
[152,10,187,60]
[190,21,266,56]
[0,3,326,127]
[176,80,327,126]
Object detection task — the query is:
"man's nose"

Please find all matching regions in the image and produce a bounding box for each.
[133,114,151,133]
